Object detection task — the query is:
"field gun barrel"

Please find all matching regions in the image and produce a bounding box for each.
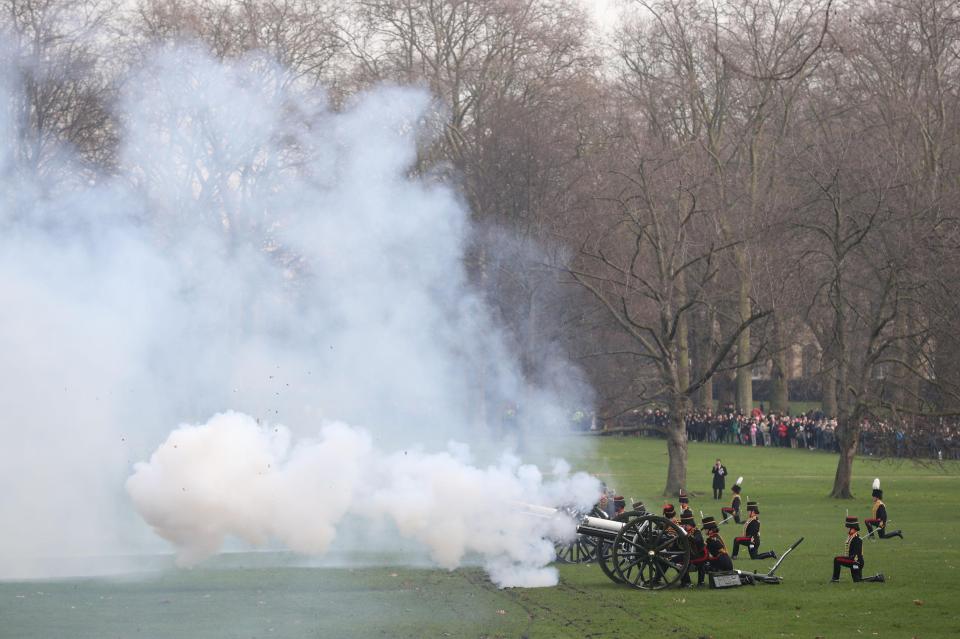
[576,515,624,541]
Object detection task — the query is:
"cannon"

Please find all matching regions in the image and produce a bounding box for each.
[522,503,692,589]
[577,511,691,589]
[526,503,801,590]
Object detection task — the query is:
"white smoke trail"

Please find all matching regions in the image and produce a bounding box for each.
[0,42,596,582]
[127,412,598,587]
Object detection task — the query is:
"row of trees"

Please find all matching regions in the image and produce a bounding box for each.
[5,0,960,497]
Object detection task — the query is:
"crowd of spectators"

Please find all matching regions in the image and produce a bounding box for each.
[614,407,960,460]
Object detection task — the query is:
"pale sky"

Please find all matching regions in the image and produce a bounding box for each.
[583,0,621,34]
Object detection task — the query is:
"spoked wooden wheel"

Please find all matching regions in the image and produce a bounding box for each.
[555,534,600,563]
[597,510,648,583]
[611,515,691,590]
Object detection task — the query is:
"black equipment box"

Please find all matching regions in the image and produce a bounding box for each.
[709,571,754,588]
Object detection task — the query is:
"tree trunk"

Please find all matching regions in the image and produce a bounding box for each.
[830,421,859,498]
[677,274,691,394]
[770,314,789,413]
[664,396,689,496]
[735,250,753,413]
[822,362,838,418]
[696,304,716,410]
[717,369,736,409]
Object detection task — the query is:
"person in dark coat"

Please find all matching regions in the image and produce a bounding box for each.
[711,459,727,499]
[832,516,884,583]
[679,512,706,587]
[702,516,733,576]
[865,478,903,539]
[731,501,776,560]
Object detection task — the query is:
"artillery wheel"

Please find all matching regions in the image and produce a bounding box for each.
[555,535,599,564]
[597,510,648,583]
[611,515,690,589]
[554,505,608,564]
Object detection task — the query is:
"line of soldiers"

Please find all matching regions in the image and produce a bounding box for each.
[599,473,903,587]
[682,474,901,585]
[657,489,776,587]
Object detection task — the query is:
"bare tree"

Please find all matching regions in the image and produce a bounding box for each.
[567,114,770,493]
[2,0,119,176]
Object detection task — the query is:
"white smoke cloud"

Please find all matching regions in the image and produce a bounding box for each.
[0,43,596,584]
[127,412,598,587]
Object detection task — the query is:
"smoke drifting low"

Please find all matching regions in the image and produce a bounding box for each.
[127,412,598,587]
[0,44,595,585]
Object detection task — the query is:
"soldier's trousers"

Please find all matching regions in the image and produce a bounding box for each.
[833,556,862,581]
[721,507,740,524]
[732,537,775,559]
[865,519,902,539]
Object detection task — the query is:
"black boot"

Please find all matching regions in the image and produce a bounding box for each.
[756,551,776,560]
[862,573,885,583]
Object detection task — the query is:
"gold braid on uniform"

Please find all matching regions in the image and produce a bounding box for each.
[872,500,883,519]
[844,535,852,556]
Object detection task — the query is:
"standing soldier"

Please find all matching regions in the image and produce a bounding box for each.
[721,477,743,524]
[832,516,884,583]
[731,501,776,560]
[865,478,903,540]
[712,459,727,499]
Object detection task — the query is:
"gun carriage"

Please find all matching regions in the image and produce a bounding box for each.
[539,504,691,589]
[539,504,802,590]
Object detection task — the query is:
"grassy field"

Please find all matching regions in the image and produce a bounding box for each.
[1,437,957,639]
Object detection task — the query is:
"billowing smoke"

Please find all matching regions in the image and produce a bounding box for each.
[0,44,596,585]
[127,412,598,587]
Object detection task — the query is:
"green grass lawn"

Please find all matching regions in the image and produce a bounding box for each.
[1,438,957,639]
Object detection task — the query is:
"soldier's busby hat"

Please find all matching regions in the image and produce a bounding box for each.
[871,478,883,499]
[662,503,676,518]
[680,512,696,527]
[732,476,744,494]
[746,500,759,514]
[632,501,646,513]
[613,495,626,511]
[845,515,860,530]
[702,515,718,530]
[678,489,689,504]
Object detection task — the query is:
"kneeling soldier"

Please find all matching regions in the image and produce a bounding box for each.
[832,516,884,583]
[731,501,776,560]
[865,478,903,540]
[721,477,743,524]
[702,515,733,578]
[679,489,694,521]
[679,512,706,587]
